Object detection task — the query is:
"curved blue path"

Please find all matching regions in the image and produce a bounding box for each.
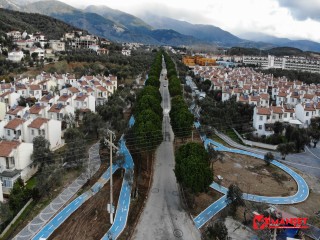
[101,136,134,239]
[32,164,119,240]
[193,122,309,229]
[33,138,134,240]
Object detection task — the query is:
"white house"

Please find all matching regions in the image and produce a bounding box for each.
[27,117,62,150]
[296,103,316,127]
[30,47,45,59]
[49,40,65,52]
[7,50,24,62]
[0,141,34,197]
[48,103,74,121]
[4,118,26,141]
[28,84,42,99]
[121,49,131,56]
[28,103,48,119]
[0,91,20,110]
[253,107,272,136]
[73,93,95,112]
[6,105,28,121]
[39,94,58,107]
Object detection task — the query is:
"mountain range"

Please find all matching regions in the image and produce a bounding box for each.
[0,0,320,52]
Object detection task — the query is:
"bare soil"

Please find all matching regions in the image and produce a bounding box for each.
[213,152,297,196]
[50,170,122,240]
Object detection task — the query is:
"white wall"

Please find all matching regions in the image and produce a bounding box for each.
[295,104,306,127]
[47,119,62,149]
[14,143,33,170]
[88,95,95,112]
[0,102,6,121]
[8,92,21,108]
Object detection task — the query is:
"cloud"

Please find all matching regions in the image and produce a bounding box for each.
[277,0,320,21]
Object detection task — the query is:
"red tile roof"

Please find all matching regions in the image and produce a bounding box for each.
[58,95,71,102]
[7,106,24,115]
[74,94,88,101]
[28,117,49,129]
[29,85,41,91]
[29,104,45,114]
[4,118,25,129]
[68,87,80,94]
[271,106,283,114]
[257,107,271,115]
[0,141,20,157]
[48,104,65,113]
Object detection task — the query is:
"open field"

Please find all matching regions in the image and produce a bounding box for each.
[213,152,297,197]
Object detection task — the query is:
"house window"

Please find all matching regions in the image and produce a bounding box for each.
[38,129,41,135]
[42,129,45,135]
[259,125,262,130]
[2,179,13,188]
[9,116,12,120]
[10,158,15,165]
[259,116,263,121]
[305,120,308,124]
[7,130,10,136]
[272,115,276,119]
[306,112,309,116]
[292,98,294,102]
[284,113,287,118]
[31,129,34,135]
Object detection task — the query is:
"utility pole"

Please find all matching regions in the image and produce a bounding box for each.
[104,130,118,224]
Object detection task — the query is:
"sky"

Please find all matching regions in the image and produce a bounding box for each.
[58,0,320,42]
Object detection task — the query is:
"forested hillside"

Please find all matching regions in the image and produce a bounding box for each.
[0,8,83,39]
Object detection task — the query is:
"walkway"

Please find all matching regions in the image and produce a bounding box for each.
[31,136,134,240]
[13,143,101,240]
[193,122,309,229]
[101,136,134,239]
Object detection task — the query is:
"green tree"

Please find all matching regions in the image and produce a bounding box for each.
[273,121,284,135]
[175,143,213,193]
[226,184,245,216]
[276,142,294,159]
[82,112,102,138]
[64,128,86,167]
[205,220,228,240]
[32,135,53,171]
[8,178,30,213]
[135,94,162,117]
[290,128,310,152]
[31,52,38,61]
[264,152,274,166]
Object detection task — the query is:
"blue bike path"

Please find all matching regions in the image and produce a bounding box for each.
[32,164,119,240]
[101,136,134,239]
[193,122,309,229]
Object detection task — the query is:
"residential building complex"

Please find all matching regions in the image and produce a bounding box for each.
[194,66,320,137]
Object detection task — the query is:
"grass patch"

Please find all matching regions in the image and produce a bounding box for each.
[225,129,242,144]
[25,177,36,190]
